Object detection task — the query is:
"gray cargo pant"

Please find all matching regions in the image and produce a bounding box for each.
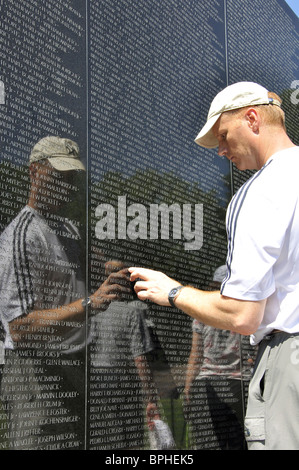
[245,331,299,450]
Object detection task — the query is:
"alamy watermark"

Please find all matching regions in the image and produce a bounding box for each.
[95,196,203,251]
[290,80,299,105]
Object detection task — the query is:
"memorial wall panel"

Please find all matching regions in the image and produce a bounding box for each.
[88,0,232,450]
[0,0,87,450]
[0,0,297,451]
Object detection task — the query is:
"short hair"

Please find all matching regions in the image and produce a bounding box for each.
[227,92,286,129]
[258,92,285,128]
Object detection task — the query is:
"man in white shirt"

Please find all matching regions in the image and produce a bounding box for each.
[129,82,299,450]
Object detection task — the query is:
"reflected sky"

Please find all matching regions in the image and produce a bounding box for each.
[285,0,299,17]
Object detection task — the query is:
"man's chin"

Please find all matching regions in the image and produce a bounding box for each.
[233,160,250,171]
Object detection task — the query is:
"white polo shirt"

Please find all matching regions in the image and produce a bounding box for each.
[221,147,299,345]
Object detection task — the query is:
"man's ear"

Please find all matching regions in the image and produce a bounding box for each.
[29,163,37,178]
[245,108,260,134]
[29,162,43,182]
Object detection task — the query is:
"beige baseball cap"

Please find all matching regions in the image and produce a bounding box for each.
[195,82,282,149]
[29,136,86,171]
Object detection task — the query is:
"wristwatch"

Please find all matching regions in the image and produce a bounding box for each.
[82,297,92,308]
[168,286,184,308]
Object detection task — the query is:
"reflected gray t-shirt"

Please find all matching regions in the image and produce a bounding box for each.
[90,301,155,368]
[0,205,85,349]
[193,320,242,379]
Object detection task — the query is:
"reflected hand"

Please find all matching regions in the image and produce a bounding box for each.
[184,386,190,404]
[129,267,181,306]
[90,268,131,310]
[146,402,160,430]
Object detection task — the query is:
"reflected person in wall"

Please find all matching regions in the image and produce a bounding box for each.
[0,136,129,450]
[89,260,161,450]
[184,266,254,450]
[130,82,299,450]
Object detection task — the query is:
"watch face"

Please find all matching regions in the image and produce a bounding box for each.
[82,297,91,307]
[168,287,182,308]
[169,287,179,298]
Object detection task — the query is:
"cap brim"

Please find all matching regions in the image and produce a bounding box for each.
[48,156,86,171]
[194,114,220,149]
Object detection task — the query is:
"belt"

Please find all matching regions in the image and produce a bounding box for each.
[264,330,299,341]
[264,329,283,340]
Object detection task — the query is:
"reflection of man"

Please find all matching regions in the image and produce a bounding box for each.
[89,260,160,450]
[1,137,125,345]
[184,266,251,450]
[130,82,299,450]
[0,136,128,449]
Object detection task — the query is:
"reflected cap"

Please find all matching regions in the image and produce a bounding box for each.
[29,136,86,171]
[195,82,282,149]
